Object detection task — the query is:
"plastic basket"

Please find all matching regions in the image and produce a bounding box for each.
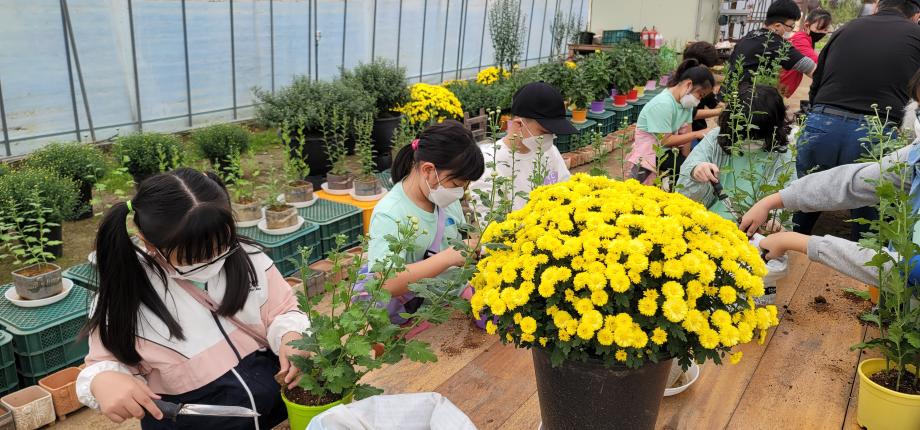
[14,339,87,376]
[587,109,616,135]
[603,101,634,128]
[0,364,17,397]
[297,200,363,257]
[376,170,394,191]
[0,332,12,369]
[555,120,597,153]
[629,99,649,124]
[238,223,322,276]
[0,285,89,356]
[62,263,97,292]
[602,30,640,45]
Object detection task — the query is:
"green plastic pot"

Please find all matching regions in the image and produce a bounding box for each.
[282,391,353,430]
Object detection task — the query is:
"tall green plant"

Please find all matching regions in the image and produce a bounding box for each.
[26,142,108,188]
[550,11,581,59]
[580,51,613,101]
[354,114,376,178]
[322,109,350,176]
[0,189,61,268]
[488,0,527,73]
[281,119,311,181]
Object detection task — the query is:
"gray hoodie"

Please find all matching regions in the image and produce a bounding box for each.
[779,143,915,285]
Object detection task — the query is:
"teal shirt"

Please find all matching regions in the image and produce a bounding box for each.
[367,182,465,271]
[637,90,694,134]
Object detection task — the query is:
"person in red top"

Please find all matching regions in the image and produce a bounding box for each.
[779,9,833,97]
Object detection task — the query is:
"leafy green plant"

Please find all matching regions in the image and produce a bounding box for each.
[391,116,423,156]
[354,114,376,178]
[851,107,920,394]
[579,50,613,101]
[190,124,251,177]
[538,61,576,104]
[25,142,109,187]
[588,129,609,177]
[225,154,260,204]
[656,46,680,77]
[568,68,595,109]
[322,109,350,176]
[341,59,410,116]
[114,132,184,180]
[254,78,374,131]
[550,10,581,59]
[281,119,311,182]
[443,80,492,116]
[0,167,79,222]
[488,0,527,73]
[0,189,62,268]
[608,44,643,95]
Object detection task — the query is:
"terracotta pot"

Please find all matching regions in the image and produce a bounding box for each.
[533,348,672,430]
[613,94,628,107]
[0,386,54,430]
[11,263,63,301]
[232,198,262,223]
[352,176,381,197]
[326,173,353,192]
[38,367,82,420]
[0,405,12,430]
[562,154,574,169]
[265,205,298,230]
[571,108,588,124]
[285,180,315,203]
[627,89,639,102]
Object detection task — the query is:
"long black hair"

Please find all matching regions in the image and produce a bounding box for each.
[717,84,791,154]
[668,58,715,91]
[683,42,720,68]
[86,167,258,365]
[391,120,485,183]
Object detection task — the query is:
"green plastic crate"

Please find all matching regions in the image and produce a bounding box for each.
[18,356,84,387]
[0,284,89,356]
[0,363,17,396]
[601,30,639,45]
[629,99,649,124]
[555,120,597,153]
[587,109,616,135]
[603,102,634,129]
[376,170,394,191]
[0,331,12,368]
[63,263,98,292]
[238,223,322,275]
[297,200,363,257]
[14,337,88,375]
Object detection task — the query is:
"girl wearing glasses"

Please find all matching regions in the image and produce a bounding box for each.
[77,168,310,430]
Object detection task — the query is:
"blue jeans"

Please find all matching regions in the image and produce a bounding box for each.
[795,106,882,240]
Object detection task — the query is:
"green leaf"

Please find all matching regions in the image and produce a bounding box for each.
[317,330,342,350]
[403,340,437,363]
[352,384,384,400]
[344,336,372,358]
[905,332,920,349]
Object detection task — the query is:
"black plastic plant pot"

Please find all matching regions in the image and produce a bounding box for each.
[75,181,94,220]
[288,130,330,177]
[577,31,595,45]
[372,113,403,172]
[21,223,63,258]
[532,348,672,430]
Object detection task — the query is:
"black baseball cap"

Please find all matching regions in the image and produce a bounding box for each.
[511,82,579,135]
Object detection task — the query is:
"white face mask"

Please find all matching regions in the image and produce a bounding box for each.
[519,120,555,153]
[740,139,766,152]
[679,90,700,109]
[173,259,226,282]
[425,169,465,208]
[782,30,793,39]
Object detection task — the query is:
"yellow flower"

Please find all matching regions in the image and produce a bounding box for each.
[651,327,668,345]
[591,289,609,306]
[662,298,688,323]
[729,351,743,364]
[574,298,594,315]
[521,333,536,343]
[661,281,684,299]
[719,286,737,304]
[520,316,537,334]
[476,66,510,85]
[513,312,522,324]
[615,349,628,362]
[710,309,732,329]
[539,337,548,346]
[699,328,720,349]
[486,320,497,335]
[638,296,658,316]
[577,322,596,340]
[565,60,577,69]
[719,325,741,347]
[597,329,614,346]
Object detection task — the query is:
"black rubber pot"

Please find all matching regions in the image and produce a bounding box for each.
[577,31,595,45]
[372,113,403,171]
[532,348,672,430]
[75,181,94,220]
[21,222,63,258]
[287,130,331,178]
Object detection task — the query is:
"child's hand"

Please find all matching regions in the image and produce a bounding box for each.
[278,331,308,390]
[740,193,784,237]
[759,232,809,260]
[692,162,720,183]
[92,371,163,423]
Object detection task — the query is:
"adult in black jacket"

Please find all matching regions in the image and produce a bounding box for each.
[796,0,920,239]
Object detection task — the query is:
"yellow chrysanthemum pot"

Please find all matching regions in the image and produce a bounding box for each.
[856,359,920,430]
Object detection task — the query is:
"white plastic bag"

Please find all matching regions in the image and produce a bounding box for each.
[306,393,477,430]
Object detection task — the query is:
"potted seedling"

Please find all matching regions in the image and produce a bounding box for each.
[0,168,79,258]
[0,189,67,301]
[226,152,262,228]
[321,109,353,195]
[259,171,301,234]
[580,51,612,114]
[281,120,316,208]
[350,114,383,201]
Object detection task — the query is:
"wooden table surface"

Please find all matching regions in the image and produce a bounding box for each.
[359,252,877,430]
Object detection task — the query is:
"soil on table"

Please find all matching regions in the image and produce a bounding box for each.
[13,263,57,277]
[809,295,830,312]
[282,385,343,407]
[267,204,293,212]
[869,369,920,395]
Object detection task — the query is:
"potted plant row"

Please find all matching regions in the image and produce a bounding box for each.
[351,114,384,201]
[0,189,66,302]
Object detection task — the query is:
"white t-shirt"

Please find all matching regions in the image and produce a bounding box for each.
[468,138,571,220]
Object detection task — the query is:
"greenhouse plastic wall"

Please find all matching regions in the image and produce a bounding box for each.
[0,0,588,158]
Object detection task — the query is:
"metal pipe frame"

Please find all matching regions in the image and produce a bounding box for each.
[370,0,378,60]
[181,0,193,126]
[60,0,81,141]
[270,0,275,93]
[454,0,468,80]
[478,0,488,73]
[524,0,534,66]
[61,0,96,142]
[0,79,9,156]
[439,0,451,83]
[341,0,347,70]
[418,0,429,82]
[538,0,548,59]
[396,0,403,66]
[230,0,237,119]
[127,0,143,131]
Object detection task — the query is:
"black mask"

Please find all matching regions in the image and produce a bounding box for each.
[810,31,826,45]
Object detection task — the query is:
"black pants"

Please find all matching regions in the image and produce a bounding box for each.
[141,351,287,430]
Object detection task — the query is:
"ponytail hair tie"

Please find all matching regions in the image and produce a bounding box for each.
[411,139,420,151]
[126,200,134,213]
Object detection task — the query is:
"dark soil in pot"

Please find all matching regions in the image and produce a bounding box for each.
[12,263,63,300]
[278,371,343,407]
[870,369,920,395]
[372,113,402,171]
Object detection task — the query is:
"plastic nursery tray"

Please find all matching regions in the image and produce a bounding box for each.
[555,120,597,153]
[237,223,322,276]
[296,200,363,257]
[0,284,89,356]
[62,263,98,292]
[587,109,617,135]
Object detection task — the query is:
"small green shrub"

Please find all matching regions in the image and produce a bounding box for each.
[25,142,109,186]
[190,124,251,169]
[254,78,375,131]
[0,167,80,221]
[114,132,184,180]
[341,59,410,116]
